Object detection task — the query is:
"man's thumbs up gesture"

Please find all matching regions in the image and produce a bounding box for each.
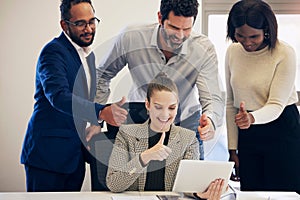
[99,96,128,127]
[140,132,172,166]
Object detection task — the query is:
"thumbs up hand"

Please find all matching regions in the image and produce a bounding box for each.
[140,132,172,166]
[99,96,128,127]
[198,113,215,141]
[235,101,254,129]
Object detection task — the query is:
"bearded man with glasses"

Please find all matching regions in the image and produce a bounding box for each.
[20,0,127,192]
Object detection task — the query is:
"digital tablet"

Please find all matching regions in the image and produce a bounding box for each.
[172,160,234,194]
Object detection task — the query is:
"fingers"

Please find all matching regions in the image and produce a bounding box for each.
[156,146,172,161]
[199,113,208,128]
[85,125,101,142]
[85,125,102,151]
[199,129,215,141]
[164,146,172,154]
[142,132,172,163]
[234,166,240,181]
[235,101,253,129]
[196,179,224,200]
[198,116,215,141]
[140,141,172,165]
[230,168,240,181]
[111,104,128,125]
[239,101,246,113]
[230,163,240,181]
[112,97,128,125]
[116,96,126,107]
[235,114,251,129]
[160,121,167,131]
[158,132,166,145]
[156,132,171,160]
[207,179,224,200]
[113,97,128,116]
[99,97,128,127]
[236,101,246,121]
[229,152,240,181]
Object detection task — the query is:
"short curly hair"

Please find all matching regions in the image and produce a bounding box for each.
[60,0,94,20]
[160,0,199,24]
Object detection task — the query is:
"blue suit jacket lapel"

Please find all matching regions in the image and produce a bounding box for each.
[86,52,97,100]
[58,33,90,99]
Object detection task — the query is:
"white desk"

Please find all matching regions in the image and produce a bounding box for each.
[227,181,300,200]
[234,191,300,200]
[0,191,299,200]
[0,191,174,200]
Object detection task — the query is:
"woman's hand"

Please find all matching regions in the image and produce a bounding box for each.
[229,150,240,181]
[195,178,225,200]
[140,132,172,165]
[235,101,254,129]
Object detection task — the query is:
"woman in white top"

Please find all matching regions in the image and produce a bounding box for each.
[225,0,300,193]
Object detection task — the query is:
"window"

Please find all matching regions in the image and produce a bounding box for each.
[202,0,300,94]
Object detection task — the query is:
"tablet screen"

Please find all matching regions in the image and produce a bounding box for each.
[172,160,234,194]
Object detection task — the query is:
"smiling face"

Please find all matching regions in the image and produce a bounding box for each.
[61,2,96,47]
[145,89,178,132]
[158,11,194,51]
[234,24,266,52]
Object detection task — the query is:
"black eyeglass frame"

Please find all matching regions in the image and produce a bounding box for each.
[65,17,100,29]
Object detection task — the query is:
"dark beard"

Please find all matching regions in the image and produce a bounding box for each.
[160,25,185,50]
[69,31,94,47]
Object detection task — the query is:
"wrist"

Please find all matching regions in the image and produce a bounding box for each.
[139,152,149,167]
[229,149,237,155]
[249,113,255,124]
[97,119,104,127]
[193,193,207,200]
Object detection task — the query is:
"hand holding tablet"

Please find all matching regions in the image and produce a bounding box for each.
[172,160,234,194]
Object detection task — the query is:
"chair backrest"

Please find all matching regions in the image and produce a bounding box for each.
[89,102,148,191]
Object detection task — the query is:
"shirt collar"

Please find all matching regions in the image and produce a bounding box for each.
[150,24,188,55]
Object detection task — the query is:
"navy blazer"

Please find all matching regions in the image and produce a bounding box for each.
[21,33,104,174]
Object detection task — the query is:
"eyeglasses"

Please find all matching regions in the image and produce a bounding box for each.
[65,17,100,30]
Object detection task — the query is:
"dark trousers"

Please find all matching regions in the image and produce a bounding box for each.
[90,102,203,191]
[25,156,85,192]
[238,104,300,193]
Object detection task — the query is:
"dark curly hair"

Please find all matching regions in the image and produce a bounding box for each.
[227,0,278,50]
[160,0,199,24]
[60,0,94,20]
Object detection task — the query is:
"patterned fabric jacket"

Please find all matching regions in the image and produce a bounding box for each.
[106,120,200,192]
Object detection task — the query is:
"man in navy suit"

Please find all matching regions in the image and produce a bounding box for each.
[20,0,128,192]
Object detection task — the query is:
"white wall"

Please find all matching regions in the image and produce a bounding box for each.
[0,0,160,192]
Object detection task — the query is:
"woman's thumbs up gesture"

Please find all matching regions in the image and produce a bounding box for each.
[140,132,172,166]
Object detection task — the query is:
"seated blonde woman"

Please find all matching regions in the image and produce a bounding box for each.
[106,73,224,200]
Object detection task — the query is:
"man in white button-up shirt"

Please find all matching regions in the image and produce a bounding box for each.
[95,0,224,148]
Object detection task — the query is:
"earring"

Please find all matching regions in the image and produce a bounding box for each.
[264,32,270,40]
